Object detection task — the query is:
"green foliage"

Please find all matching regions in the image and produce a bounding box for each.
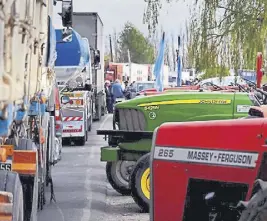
[144,0,267,76]
[118,22,155,64]
[201,66,230,79]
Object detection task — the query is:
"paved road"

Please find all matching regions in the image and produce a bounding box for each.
[38,114,149,221]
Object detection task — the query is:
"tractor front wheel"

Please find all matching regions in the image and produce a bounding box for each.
[130,153,150,212]
[239,179,267,221]
[106,161,136,195]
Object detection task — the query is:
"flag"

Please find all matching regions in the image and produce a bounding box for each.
[154,32,165,92]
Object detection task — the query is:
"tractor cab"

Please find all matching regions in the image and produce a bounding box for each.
[150,105,267,221]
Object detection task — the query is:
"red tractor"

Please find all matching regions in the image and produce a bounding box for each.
[150,105,267,221]
[149,53,266,221]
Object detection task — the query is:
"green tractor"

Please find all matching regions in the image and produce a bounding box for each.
[97,91,260,212]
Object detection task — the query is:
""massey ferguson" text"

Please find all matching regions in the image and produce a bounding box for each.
[187,150,253,165]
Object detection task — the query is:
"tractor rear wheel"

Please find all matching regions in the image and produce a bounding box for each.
[130,153,150,212]
[106,161,135,195]
[239,179,267,221]
[0,171,24,221]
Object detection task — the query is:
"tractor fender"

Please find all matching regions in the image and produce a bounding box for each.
[149,126,159,220]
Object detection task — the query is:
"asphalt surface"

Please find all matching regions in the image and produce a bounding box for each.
[38,114,149,221]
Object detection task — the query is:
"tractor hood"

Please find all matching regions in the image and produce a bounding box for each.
[116,92,246,109]
[114,92,255,131]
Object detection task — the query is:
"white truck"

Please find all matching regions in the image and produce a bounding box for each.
[60,91,92,146]
[71,12,106,121]
[0,0,73,220]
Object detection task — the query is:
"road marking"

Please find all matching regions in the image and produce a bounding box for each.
[81,158,93,221]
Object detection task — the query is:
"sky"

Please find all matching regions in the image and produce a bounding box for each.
[54,0,192,43]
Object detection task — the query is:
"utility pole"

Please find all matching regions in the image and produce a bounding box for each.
[109,35,113,62]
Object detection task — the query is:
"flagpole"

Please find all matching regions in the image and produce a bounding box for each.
[177,35,182,87]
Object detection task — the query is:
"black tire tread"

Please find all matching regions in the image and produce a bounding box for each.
[0,171,24,221]
[106,162,131,195]
[130,153,150,213]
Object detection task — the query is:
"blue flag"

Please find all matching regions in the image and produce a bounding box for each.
[153,32,165,92]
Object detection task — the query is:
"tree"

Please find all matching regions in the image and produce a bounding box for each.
[144,0,267,76]
[117,22,155,64]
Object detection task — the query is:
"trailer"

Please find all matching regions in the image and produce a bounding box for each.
[71,12,106,121]
[0,0,73,219]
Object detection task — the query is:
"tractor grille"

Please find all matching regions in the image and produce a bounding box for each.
[116,108,146,131]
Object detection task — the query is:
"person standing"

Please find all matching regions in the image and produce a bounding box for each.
[104,80,113,113]
[111,79,124,103]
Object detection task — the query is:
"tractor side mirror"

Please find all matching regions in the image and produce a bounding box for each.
[61,96,70,104]
[248,107,264,118]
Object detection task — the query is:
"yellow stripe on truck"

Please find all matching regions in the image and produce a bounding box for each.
[137,99,232,107]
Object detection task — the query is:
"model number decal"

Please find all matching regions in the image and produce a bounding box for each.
[158,148,174,158]
[153,146,258,168]
[199,99,231,104]
[237,105,251,113]
[144,105,159,111]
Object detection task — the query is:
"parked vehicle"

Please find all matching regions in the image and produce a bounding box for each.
[60,90,92,146]
[0,0,73,219]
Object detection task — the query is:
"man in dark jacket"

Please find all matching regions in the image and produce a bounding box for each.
[104,80,113,113]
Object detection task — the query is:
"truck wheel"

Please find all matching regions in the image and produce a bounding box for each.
[0,171,24,221]
[239,180,267,221]
[76,136,86,146]
[106,161,136,195]
[130,153,150,212]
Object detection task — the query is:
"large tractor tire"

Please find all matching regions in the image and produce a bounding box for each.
[106,161,136,195]
[6,138,39,221]
[130,153,150,213]
[239,179,267,221]
[0,171,24,221]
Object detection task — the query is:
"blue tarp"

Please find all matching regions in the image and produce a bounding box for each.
[45,16,57,67]
[55,29,85,67]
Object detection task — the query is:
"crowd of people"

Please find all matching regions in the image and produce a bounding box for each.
[104,79,130,113]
